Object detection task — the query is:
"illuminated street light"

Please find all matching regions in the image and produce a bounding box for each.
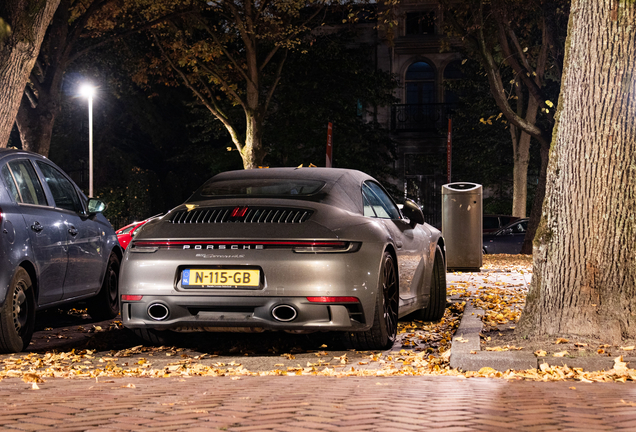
[79,84,95,197]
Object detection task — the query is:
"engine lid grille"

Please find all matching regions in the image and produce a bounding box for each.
[169,206,313,224]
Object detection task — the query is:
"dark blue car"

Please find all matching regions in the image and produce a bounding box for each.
[0,149,122,353]
[482,218,529,254]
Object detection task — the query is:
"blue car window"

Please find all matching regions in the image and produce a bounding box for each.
[6,160,48,206]
[363,192,376,217]
[37,162,83,213]
[1,165,20,202]
[362,182,401,219]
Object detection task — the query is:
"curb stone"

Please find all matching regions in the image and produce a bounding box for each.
[449,292,636,372]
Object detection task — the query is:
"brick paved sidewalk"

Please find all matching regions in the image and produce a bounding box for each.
[2,376,636,431]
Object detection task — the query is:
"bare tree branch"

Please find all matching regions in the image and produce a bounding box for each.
[69,8,196,64]
[476,1,548,145]
[263,48,288,115]
[150,31,244,152]
[63,0,116,61]
[493,4,554,122]
[260,4,324,72]
[195,16,251,83]
[197,62,246,110]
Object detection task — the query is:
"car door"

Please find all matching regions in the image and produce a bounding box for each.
[35,161,105,299]
[1,159,67,305]
[362,182,428,302]
[496,220,528,254]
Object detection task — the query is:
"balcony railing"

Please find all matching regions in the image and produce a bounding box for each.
[391,103,455,132]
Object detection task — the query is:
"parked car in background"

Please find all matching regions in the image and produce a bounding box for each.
[0,149,122,353]
[483,218,529,254]
[116,214,162,249]
[120,168,447,350]
[483,214,520,233]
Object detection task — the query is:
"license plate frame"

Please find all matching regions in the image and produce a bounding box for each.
[181,268,261,288]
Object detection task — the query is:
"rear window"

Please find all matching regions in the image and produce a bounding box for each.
[199,179,326,197]
[118,225,136,235]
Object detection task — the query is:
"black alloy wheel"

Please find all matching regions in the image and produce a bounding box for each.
[417,245,447,322]
[381,252,399,342]
[343,251,398,350]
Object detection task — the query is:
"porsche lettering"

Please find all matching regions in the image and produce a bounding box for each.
[183,244,264,250]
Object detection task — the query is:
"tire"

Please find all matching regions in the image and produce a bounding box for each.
[131,328,176,345]
[88,253,120,320]
[416,245,447,322]
[344,251,398,351]
[0,268,36,353]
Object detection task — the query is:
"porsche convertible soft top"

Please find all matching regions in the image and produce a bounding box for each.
[188,167,374,215]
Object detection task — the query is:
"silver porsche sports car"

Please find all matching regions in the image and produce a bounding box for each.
[120,168,446,350]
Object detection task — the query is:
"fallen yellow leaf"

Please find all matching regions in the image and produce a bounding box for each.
[553,351,569,357]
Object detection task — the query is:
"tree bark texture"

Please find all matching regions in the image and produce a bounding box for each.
[520,137,549,254]
[517,0,636,342]
[511,96,540,218]
[511,131,530,218]
[13,0,70,157]
[0,0,60,148]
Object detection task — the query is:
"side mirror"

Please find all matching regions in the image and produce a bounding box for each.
[402,199,425,226]
[499,228,513,236]
[87,198,107,214]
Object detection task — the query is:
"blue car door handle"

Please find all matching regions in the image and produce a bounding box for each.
[68,226,79,236]
[31,222,44,232]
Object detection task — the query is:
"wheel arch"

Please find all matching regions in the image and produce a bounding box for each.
[384,243,399,287]
[110,245,123,265]
[436,237,446,262]
[17,260,38,304]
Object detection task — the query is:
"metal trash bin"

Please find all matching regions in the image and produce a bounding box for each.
[442,183,482,271]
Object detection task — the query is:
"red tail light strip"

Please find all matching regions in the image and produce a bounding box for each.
[133,240,347,247]
[307,296,360,303]
[122,295,143,301]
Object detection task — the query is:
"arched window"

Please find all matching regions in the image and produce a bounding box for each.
[443,61,463,79]
[405,61,435,104]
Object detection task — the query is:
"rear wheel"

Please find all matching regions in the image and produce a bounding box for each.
[88,253,120,320]
[416,245,447,322]
[0,268,36,353]
[344,251,398,350]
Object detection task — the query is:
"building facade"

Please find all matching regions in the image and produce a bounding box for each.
[374,1,462,227]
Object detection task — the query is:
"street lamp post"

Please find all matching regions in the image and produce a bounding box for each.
[80,84,95,197]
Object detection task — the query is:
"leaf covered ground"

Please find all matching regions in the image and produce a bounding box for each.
[3,254,636,384]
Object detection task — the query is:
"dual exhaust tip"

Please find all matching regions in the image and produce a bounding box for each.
[147,302,298,322]
[271,304,297,322]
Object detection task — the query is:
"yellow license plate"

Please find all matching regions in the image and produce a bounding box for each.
[182,269,260,287]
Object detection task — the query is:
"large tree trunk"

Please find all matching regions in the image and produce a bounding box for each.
[15,91,60,156]
[0,0,60,148]
[13,0,68,157]
[516,0,636,342]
